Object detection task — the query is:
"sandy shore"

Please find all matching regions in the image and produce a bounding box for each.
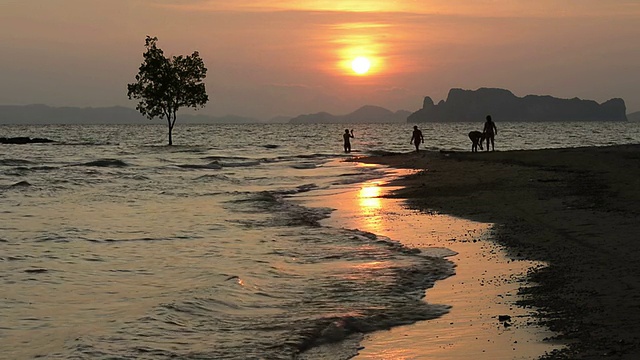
[300,167,560,359]
[349,144,640,359]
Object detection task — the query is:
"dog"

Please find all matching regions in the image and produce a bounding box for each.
[468,131,486,152]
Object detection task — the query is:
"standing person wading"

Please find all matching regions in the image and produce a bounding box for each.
[343,129,354,153]
[410,125,424,153]
[483,115,498,151]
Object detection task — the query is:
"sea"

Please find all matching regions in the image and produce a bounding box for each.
[2,121,640,360]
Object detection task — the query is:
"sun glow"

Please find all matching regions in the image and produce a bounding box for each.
[332,23,386,77]
[351,56,371,75]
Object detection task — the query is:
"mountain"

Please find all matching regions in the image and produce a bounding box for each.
[266,115,294,123]
[289,105,411,124]
[0,104,261,125]
[628,111,640,122]
[408,88,628,122]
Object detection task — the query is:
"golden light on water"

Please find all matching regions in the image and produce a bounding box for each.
[358,182,383,232]
[359,183,381,207]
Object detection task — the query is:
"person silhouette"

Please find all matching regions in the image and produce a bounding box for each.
[343,129,354,153]
[410,125,424,152]
[483,115,497,151]
[468,130,485,152]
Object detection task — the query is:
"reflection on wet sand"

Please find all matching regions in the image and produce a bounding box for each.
[303,166,561,359]
[357,182,383,232]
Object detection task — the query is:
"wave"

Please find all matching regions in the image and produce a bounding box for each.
[226,185,331,227]
[193,174,239,183]
[74,159,129,167]
[331,169,389,185]
[202,155,251,161]
[140,145,208,153]
[64,142,118,146]
[0,181,32,194]
[95,227,454,360]
[287,153,335,160]
[220,160,261,168]
[3,166,60,175]
[0,159,33,166]
[364,150,403,157]
[178,159,261,170]
[289,162,317,169]
[177,162,222,170]
[12,180,31,187]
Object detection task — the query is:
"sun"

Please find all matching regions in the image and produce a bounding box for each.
[351,56,371,75]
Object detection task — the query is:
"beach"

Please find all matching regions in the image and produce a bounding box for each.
[350,144,640,359]
[3,123,640,359]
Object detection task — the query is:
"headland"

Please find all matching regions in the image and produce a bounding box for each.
[409,88,627,122]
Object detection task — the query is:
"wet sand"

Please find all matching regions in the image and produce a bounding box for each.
[301,166,561,359]
[350,144,640,359]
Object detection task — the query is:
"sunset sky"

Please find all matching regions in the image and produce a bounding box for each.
[2,0,639,120]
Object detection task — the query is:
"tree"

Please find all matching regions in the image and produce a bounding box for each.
[127,36,209,145]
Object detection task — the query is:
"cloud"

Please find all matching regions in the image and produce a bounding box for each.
[146,0,640,18]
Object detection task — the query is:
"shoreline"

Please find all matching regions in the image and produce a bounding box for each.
[351,144,640,358]
[299,164,560,359]
[355,223,560,359]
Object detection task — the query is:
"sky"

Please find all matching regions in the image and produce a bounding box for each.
[1,0,640,120]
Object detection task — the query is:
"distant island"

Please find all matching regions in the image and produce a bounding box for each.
[0,104,262,125]
[289,105,410,124]
[1,96,635,125]
[408,88,628,122]
[0,104,410,125]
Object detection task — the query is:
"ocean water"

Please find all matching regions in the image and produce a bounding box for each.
[1,122,639,359]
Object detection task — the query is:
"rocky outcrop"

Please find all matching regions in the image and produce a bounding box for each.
[0,137,55,144]
[408,88,628,122]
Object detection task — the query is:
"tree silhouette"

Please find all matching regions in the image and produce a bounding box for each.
[127,36,209,145]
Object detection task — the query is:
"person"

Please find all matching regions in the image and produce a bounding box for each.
[410,125,424,152]
[343,129,354,153]
[483,115,497,151]
[468,130,485,152]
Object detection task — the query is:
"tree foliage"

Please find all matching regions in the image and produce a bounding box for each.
[127,36,209,145]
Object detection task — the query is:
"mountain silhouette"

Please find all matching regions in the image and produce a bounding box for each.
[409,88,628,122]
[289,105,410,124]
[0,104,260,125]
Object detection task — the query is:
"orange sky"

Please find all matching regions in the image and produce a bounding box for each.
[1,0,639,119]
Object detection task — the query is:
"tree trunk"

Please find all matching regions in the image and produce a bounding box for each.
[167,117,173,145]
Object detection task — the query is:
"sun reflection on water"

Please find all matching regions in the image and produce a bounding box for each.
[358,182,384,233]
